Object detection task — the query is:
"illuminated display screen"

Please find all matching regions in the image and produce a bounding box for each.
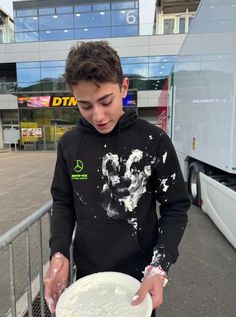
[18,91,137,108]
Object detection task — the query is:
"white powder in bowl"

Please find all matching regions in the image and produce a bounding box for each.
[56,272,152,317]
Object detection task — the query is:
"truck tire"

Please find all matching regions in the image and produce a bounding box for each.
[188,162,205,206]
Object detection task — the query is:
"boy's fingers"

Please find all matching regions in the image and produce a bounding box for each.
[45,295,55,314]
[132,283,149,305]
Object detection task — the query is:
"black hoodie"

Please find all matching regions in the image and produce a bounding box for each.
[50,109,190,280]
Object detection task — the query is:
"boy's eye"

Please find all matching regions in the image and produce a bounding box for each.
[102,100,112,106]
[77,103,92,110]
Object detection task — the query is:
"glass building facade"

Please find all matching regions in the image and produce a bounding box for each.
[16,55,176,93]
[14,1,139,42]
[1,0,200,150]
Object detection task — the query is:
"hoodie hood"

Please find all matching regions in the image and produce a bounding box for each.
[77,109,138,135]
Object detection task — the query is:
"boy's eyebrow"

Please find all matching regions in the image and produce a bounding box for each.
[77,93,113,104]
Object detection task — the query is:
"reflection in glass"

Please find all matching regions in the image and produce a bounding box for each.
[56,6,73,14]
[16,9,37,17]
[93,3,110,11]
[41,61,65,68]
[39,14,73,30]
[122,63,148,77]
[74,12,110,28]
[17,68,41,84]
[41,67,64,80]
[39,29,74,41]
[39,8,55,15]
[149,56,177,63]
[75,27,110,39]
[15,32,39,42]
[17,62,40,69]
[121,57,149,64]
[149,63,174,77]
[74,5,92,12]
[112,25,138,36]
[112,2,135,9]
[111,9,138,26]
[15,17,38,32]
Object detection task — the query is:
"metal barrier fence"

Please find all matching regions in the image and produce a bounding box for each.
[0,201,52,317]
[0,201,68,317]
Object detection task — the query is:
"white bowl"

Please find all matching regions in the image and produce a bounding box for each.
[56,271,153,317]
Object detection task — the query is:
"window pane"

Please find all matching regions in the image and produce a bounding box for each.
[74,5,92,12]
[93,3,110,11]
[39,29,74,41]
[56,6,73,14]
[179,17,185,34]
[39,14,73,30]
[74,12,110,28]
[111,25,138,37]
[15,17,38,32]
[39,7,55,15]
[17,62,40,69]
[112,9,138,26]
[17,82,42,91]
[121,57,149,64]
[15,32,39,42]
[122,63,148,77]
[17,9,37,17]
[41,61,65,68]
[41,67,64,80]
[17,68,41,83]
[75,27,110,39]
[112,2,135,9]
[149,63,173,77]
[149,56,177,63]
[164,19,175,34]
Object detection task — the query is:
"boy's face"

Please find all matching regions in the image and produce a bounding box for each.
[72,78,129,134]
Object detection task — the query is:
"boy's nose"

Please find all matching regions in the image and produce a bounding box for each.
[93,107,104,122]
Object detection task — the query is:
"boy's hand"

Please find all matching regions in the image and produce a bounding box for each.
[44,253,69,313]
[132,273,164,309]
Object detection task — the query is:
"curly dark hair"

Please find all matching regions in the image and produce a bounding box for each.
[64,41,124,90]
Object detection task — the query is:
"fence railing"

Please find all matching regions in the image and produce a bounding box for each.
[0,201,53,317]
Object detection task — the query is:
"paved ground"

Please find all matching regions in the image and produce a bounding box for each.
[0,151,236,317]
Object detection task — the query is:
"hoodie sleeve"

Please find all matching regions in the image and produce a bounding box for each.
[50,140,76,261]
[152,132,191,272]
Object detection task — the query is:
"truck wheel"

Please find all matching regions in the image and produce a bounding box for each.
[188,162,205,206]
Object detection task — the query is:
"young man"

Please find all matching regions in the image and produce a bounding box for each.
[44,41,190,315]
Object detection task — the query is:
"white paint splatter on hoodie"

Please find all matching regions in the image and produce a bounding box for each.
[101,149,152,216]
[119,149,151,212]
[162,152,167,164]
[128,217,138,234]
[160,178,169,192]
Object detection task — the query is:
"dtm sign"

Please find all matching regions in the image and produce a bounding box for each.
[51,96,77,107]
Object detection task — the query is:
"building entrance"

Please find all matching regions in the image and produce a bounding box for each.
[20,124,75,151]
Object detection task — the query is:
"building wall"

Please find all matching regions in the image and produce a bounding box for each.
[0,34,185,63]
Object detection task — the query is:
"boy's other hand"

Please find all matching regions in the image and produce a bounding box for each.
[44,253,69,313]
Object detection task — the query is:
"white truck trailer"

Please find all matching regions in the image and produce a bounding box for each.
[171,0,236,248]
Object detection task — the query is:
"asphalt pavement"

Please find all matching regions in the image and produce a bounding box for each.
[0,151,235,317]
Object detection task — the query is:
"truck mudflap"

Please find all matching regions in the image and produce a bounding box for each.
[200,172,236,249]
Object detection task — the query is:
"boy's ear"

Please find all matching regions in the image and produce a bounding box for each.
[121,77,129,98]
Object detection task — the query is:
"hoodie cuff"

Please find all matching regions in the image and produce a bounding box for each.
[150,246,174,273]
[50,239,71,262]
